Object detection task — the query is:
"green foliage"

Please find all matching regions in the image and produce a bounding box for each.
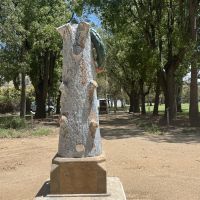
[85,0,199,120]
[103,26,157,100]
[0,98,15,113]
[26,0,69,118]
[27,0,68,86]
[1,0,70,117]
[0,87,20,113]
[96,73,107,98]
[2,117,26,129]
[97,71,127,101]
[0,86,20,99]
[0,85,35,113]
[0,0,28,81]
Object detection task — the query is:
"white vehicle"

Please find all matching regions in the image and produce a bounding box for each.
[31,102,55,113]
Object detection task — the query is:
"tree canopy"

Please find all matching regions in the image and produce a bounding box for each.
[85,0,199,124]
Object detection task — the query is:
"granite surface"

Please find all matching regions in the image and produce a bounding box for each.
[56,22,102,158]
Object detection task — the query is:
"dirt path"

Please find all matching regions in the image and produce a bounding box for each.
[1,114,200,200]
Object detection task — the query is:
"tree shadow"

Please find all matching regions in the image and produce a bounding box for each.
[100,127,145,140]
[99,113,200,144]
[100,114,146,140]
[146,129,200,144]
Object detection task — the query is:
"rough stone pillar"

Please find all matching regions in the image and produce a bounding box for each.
[57,22,102,158]
[50,22,106,195]
[36,21,126,199]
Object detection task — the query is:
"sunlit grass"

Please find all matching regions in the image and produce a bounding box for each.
[146,103,200,114]
[0,127,52,138]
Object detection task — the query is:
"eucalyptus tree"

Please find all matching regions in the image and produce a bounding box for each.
[28,0,68,118]
[189,0,199,126]
[85,0,197,123]
[1,0,69,118]
[105,33,140,113]
[104,23,157,113]
[0,0,29,118]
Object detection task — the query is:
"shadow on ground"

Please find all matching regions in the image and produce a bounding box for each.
[100,113,200,144]
[35,181,50,198]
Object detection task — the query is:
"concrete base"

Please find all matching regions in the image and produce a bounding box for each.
[35,177,126,200]
[50,154,107,194]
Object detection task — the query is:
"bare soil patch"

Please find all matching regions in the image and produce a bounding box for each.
[1,113,200,200]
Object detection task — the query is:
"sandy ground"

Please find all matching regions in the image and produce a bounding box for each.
[1,113,200,200]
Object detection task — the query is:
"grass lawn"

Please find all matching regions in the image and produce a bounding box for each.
[146,103,200,113]
[0,103,199,138]
[109,103,200,114]
[0,116,53,138]
[0,127,52,138]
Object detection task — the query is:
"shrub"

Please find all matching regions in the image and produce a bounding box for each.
[0,97,14,113]
[3,117,27,129]
[0,85,35,114]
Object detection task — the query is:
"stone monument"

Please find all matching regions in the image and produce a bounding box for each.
[35,21,126,200]
[50,21,106,194]
[57,22,102,159]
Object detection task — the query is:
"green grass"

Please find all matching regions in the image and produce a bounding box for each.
[0,116,54,138]
[108,103,200,114]
[146,103,200,113]
[134,117,164,135]
[3,117,27,129]
[0,115,16,124]
[0,127,52,138]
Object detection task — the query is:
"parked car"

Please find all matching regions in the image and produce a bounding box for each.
[98,99,109,114]
[31,102,55,113]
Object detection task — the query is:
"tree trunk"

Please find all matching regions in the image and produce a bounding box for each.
[164,0,177,122]
[56,91,61,114]
[189,0,199,126]
[133,93,140,113]
[114,98,117,113]
[26,97,31,114]
[153,78,160,116]
[47,95,51,116]
[176,84,182,112]
[129,89,140,113]
[120,99,124,108]
[129,94,133,113]
[34,51,50,119]
[141,94,146,115]
[110,99,113,108]
[165,68,177,121]
[189,61,199,126]
[34,81,47,119]
[20,73,26,118]
[139,80,146,115]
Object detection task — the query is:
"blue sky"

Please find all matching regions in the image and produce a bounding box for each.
[87,13,101,27]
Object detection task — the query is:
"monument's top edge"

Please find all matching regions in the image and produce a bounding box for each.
[56,24,68,31]
[56,22,90,37]
[57,22,90,30]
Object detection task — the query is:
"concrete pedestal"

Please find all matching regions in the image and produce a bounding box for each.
[50,154,107,194]
[35,177,126,200]
[34,21,126,200]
